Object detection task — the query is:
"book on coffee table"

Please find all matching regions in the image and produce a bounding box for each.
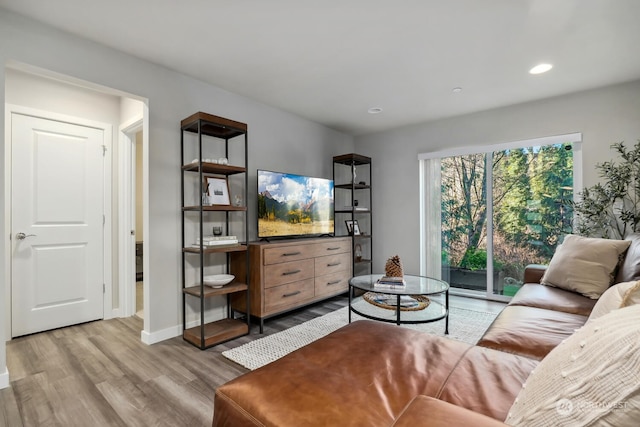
[374,276,406,289]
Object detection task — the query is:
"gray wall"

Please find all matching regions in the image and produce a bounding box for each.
[355,80,640,275]
[0,8,354,378]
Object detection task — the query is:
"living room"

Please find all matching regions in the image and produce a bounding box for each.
[1,1,640,426]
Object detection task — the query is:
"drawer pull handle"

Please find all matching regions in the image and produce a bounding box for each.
[283,291,301,298]
[282,251,301,256]
[327,280,341,285]
[326,247,340,251]
[282,269,301,276]
[327,262,341,267]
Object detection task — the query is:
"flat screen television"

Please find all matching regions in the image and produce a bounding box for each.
[257,169,334,239]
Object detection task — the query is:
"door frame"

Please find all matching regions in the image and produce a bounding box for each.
[4,104,113,338]
[119,117,143,317]
[418,133,583,303]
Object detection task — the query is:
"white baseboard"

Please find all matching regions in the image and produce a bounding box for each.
[140,324,181,345]
[0,367,9,389]
[140,312,223,345]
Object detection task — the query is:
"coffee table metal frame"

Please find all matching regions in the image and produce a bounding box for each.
[348,274,449,334]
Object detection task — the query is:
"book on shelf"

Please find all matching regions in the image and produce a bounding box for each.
[191,239,239,247]
[196,235,237,242]
[195,235,238,246]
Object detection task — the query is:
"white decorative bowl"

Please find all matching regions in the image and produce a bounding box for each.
[204,274,235,288]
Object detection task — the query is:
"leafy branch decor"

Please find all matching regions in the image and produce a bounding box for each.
[572,140,640,239]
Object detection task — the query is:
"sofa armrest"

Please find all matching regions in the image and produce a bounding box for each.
[391,396,507,427]
[523,264,547,284]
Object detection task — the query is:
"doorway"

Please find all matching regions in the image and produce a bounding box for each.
[135,130,144,318]
[119,120,145,320]
[5,65,148,338]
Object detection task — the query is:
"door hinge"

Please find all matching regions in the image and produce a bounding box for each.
[103,215,106,225]
[102,145,107,156]
[103,283,106,293]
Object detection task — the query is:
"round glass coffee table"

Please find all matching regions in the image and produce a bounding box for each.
[349,274,449,333]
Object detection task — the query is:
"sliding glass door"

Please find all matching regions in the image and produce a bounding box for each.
[421,134,580,299]
[440,153,491,294]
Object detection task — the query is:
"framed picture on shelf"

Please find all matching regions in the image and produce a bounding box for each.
[205,177,231,205]
[345,219,361,236]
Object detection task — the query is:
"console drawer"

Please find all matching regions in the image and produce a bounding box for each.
[315,253,351,277]
[263,258,314,288]
[315,271,349,297]
[265,279,314,313]
[312,240,351,257]
[264,245,315,265]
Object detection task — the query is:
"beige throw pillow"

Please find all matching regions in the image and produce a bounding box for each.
[505,304,640,427]
[588,280,640,321]
[541,235,631,299]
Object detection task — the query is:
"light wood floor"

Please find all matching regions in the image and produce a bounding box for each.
[0,294,505,427]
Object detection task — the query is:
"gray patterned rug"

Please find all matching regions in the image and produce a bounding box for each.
[222,306,498,370]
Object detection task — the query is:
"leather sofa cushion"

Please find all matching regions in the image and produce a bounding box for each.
[523,264,547,284]
[476,305,587,360]
[214,320,473,427]
[436,345,537,421]
[391,396,509,427]
[508,283,596,316]
[615,233,640,283]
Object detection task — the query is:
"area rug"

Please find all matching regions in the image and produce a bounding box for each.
[222,306,498,370]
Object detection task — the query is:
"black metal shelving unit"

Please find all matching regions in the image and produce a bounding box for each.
[333,153,372,276]
[180,112,250,349]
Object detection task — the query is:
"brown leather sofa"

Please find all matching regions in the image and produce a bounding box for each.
[213,234,640,426]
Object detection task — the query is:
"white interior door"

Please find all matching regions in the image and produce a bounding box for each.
[11,112,105,337]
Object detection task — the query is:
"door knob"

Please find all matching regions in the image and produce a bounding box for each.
[15,232,36,240]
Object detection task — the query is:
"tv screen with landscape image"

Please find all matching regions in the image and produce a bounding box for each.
[258,169,334,239]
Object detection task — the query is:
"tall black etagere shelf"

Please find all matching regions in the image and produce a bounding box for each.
[180,112,250,350]
[333,153,372,276]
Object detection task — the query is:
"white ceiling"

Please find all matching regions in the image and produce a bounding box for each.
[2,0,640,136]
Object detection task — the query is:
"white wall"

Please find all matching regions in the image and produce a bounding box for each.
[0,8,353,383]
[355,80,640,275]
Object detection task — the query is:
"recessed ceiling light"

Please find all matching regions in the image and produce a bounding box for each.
[452,87,462,93]
[529,63,553,74]
[367,107,383,114]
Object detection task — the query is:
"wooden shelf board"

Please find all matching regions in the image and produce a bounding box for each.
[183,205,247,212]
[183,244,248,254]
[333,153,371,165]
[183,283,248,297]
[182,162,246,175]
[335,209,371,214]
[181,112,247,138]
[355,258,372,264]
[335,183,370,190]
[183,319,249,348]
